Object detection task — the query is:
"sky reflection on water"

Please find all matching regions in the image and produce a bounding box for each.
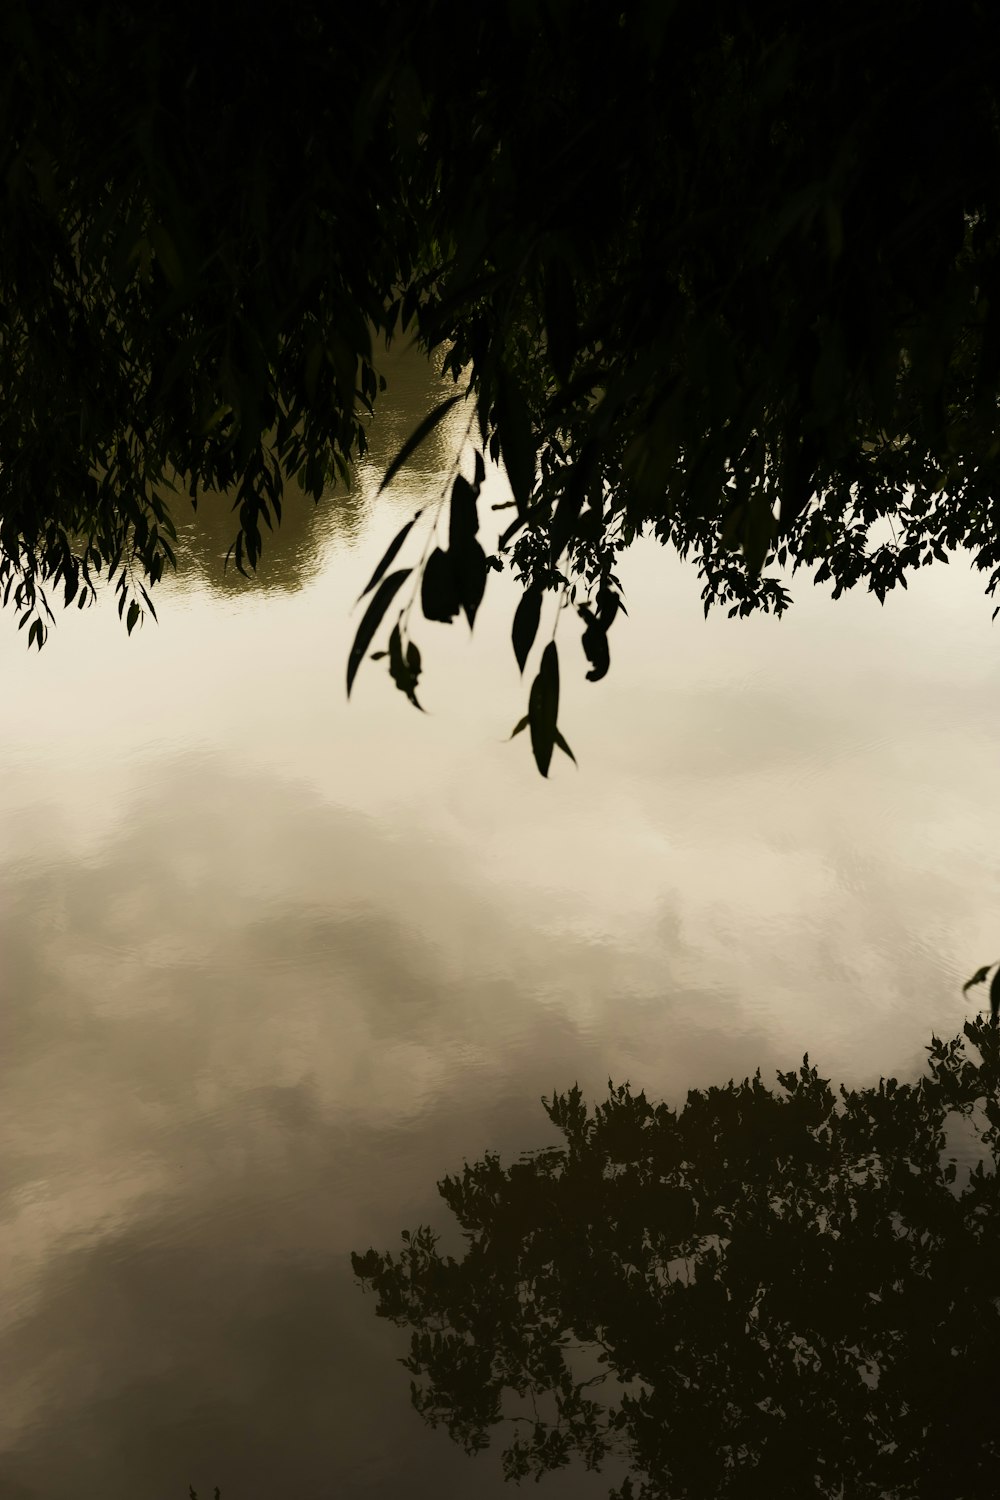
[2,346,1000,1497]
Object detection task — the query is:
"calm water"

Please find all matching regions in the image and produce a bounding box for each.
[3,347,1000,1498]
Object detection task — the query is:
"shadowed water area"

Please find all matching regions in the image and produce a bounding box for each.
[3,345,1000,1498]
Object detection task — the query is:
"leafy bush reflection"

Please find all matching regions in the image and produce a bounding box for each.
[354,1021,1000,1499]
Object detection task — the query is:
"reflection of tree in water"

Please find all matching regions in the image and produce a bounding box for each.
[169,469,357,596]
[171,341,460,595]
[354,1021,1000,1499]
[359,339,467,486]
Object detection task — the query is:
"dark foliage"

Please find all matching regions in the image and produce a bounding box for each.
[4,3,1000,765]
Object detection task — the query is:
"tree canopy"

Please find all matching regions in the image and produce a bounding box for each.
[354,1020,1000,1499]
[4,3,1000,768]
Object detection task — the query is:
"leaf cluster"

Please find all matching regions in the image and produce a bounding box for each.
[0,4,396,639]
[347,449,494,717]
[5,4,1000,766]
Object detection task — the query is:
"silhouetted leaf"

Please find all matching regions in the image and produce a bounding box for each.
[512,587,543,673]
[379,393,465,493]
[449,474,479,548]
[358,511,422,601]
[455,537,488,628]
[963,964,996,994]
[421,547,461,622]
[578,605,610,682]
[596,585,623,629]
[553,728,576,764]
[388,622,423,708]
[528,640,559,777]
[509,714,529,738]
[347,568,411,696]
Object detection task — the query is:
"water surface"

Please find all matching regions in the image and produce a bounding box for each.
[2,346,1000,1498]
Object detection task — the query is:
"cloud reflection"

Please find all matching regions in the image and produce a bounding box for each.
[3,756,716,1499]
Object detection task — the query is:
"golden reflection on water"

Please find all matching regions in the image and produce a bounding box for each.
[2,340,1000,1496]
[168,340,468,600]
